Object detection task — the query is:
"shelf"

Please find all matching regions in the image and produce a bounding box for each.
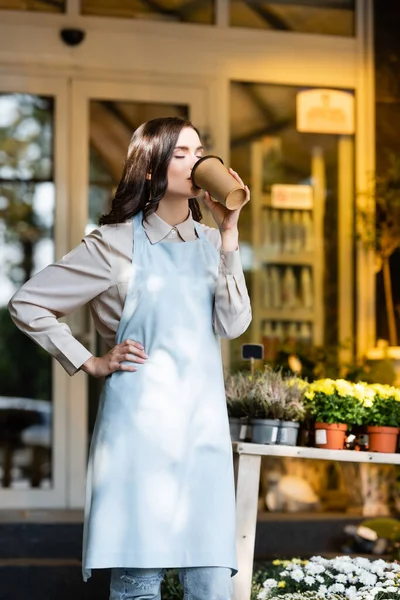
[232,442,400,465]
[257,511,366,522]
[256,250,315,266]
[259,308,314,321]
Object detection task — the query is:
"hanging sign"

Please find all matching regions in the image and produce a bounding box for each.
[296,89,355,135]
[270,184,313,210]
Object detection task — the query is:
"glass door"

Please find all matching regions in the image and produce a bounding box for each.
[68,79,209,507]
[0,75,69,508]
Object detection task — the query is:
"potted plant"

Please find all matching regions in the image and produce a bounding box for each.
[225,371,253,441]
[362,383,400,453]
[249,368,307,445]
[304,379,365,449]
[278,375,308,446]
[243,368,282,445]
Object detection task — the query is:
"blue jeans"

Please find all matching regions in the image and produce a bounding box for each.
[109,567,233,600]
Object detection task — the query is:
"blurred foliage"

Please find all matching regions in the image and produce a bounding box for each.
[0,307,51,400]
[161,570,183,600]
[0,94,53,284]
[358,153,400,345]
[358,153,400,261]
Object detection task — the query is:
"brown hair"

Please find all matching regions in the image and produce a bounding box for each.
[99,117,203,225]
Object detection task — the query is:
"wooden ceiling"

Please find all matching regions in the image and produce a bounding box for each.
[0,0,355,36]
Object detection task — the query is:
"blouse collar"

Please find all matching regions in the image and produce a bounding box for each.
[143,209,197,243]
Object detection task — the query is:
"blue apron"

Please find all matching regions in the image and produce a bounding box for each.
[82,212,237,581]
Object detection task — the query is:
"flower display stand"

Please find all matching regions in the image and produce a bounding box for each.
[232,442,400,600]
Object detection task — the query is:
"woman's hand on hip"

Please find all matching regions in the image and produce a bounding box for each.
[81,339,148,378]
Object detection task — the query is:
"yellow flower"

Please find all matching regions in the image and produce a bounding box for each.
[273,560,282,565]
[353,382,375,405]
[335,379,354,398]
[370,383,395,399]
[278,582,286,588]
[307,379,336,397]
[291,558,302,564]
[317,379,335,396]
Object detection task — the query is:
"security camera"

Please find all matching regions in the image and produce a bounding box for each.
[60,28,86,47]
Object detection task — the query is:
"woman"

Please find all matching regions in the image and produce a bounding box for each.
[9,117,251,600]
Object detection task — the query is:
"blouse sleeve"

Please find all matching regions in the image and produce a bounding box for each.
[8,228,112,376]
[203,226,252,339]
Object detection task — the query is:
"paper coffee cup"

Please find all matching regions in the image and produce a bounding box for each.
[191,155,247,210]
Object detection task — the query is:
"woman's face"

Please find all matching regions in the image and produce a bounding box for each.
[166,127,204,199]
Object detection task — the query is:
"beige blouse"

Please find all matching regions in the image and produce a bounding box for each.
[9,210,252,376]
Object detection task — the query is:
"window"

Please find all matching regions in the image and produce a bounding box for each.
[81,0,215,25]
[230,0,355,37]
[0,0,65,12]
[0,93,55,489]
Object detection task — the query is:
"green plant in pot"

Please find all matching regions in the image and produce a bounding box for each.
[362,383,400,453]
[225,370,253,441]
[304,379,365,450]
[249,368,307,446]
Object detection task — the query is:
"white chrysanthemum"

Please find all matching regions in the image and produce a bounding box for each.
[347,573,359,584]
[384,572,396,580]
[372,559,387,568]
[257,589,268,600]
[329,583,346,593]
[355,557,373,569]
[358,570,377,586]
[306,563,326,576]
[316,575,325,584]
[262,578,277,589]
[318,584,328,596]
[304,575,315,586]
[345,585,358,599]
[311,556,329,565]
[335,573,348,583]
[332,560,356,574]
[290,569,304,582]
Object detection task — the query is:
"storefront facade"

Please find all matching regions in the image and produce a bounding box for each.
[0,0,375,508]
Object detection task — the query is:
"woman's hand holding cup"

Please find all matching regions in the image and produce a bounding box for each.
[202,168,250,234]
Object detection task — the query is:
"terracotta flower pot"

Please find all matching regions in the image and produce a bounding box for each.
[314,422,347,450]
[367,426,399,453]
